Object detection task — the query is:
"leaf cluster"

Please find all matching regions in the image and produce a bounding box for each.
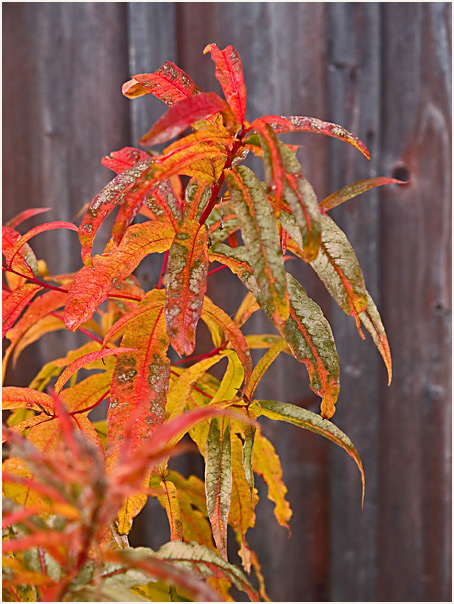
[2,44,403,602]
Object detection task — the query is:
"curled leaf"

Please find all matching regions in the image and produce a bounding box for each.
[122,62,202,104]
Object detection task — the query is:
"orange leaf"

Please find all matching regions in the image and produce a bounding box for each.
[165,220,209,356]
[122,62,202,104]
[2,284,42,338]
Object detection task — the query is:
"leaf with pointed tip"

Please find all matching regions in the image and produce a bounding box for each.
[3,226,39,278]
[2,387,53,414]
[204,44,247,126]
[166,471,215,550]
[102,147,151,174]
[251,429,292,529]
[201,297,252,384]
[250,118,286,201]
[307,215,368,332]
[65,221,174,331]
[183,178,214,222]
[359,292,392,384]
[5,208,52,229]
[208,245,340,417]
[54,347,135,393]
[257,114,370,159]
[244,339,288,399]
[319,176,405,212]
[167,354,226,420]
[8,222,78,266]
[165,220,209,356]
[233,292,260,328]
[157,140,228,182]
[2,284,42,338]
[9,315,64,368]
[78,159,155,265]
[205,416,232,560]
[122,62,202,104]
[258,399,365,504]
[225,166,289,326]
[107,294,170,533]
[158,479,183,541]
[211,350,244,405]
[228,434,257,572]
[140,92,229,146]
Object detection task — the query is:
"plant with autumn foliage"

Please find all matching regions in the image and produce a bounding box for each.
[3,44,402,602]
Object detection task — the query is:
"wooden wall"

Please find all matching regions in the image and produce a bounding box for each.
[3,3,451,601]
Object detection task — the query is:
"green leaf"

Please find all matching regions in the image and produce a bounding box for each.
[258,399,365,504]
[225,165,289,326]
[205,416,232,560]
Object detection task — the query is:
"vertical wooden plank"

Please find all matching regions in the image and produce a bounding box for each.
[3,3,130,386]
[378,3,451,601]
[176,3,333,601]
[327,4,383,601]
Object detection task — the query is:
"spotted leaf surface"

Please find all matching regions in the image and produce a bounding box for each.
[205,416,232,560]
[65,221,174,331]
[102,147,151,174]
[258,114,370,159]
[258,399,365,504]
[204,43,247,127]
[359,292,392,385]
[225,166,289,326]
[251,118,286,202]
[122,61,202,104]
[165,219,209,357]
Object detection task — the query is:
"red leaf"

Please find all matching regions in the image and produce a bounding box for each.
[165,220,209,356]
[102,147,151,174]
[250,118,286,201]
[204,44,247,126]
[139,92,229,147]
[78,158,155,265]
[2,227,38,278]
[258,115,370,159]
[2,284,42,338]
[54,347,137,393]
[8,222,78,268]
[65,221,174,331]
[123,61,202,105]
[5,208,52,229]
[2,387,53,414]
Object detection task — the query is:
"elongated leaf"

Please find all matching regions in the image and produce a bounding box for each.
[3,226,38,278]
[2,284,42,338]
[233,291,260,328]
[5,207,52,229]
[65,221,174,331]
[8,222,78,266]
[308,214,368,332]
[2,387,53,414]
[211,350,244,405]
[102,147,151,174]
[205,416,232,560]
[204,43,247,126]
[5,290,66,347]
[122,62,202,104]
[184,178,214,221]
[257,114,370,159]
[319,176,405,212]
[229,434,257,572]
[258,399,365,503]
[140,179,182,229]
[251,118,286,201]
[244,339,288,399]
[54,347,136,393]
[157,140,228,182]
[140,92,228,146]
[201,297,252,384]
[107,294,170,533]
[225,166,289,325]
[284,173,322,262]
[167,354,226,420]
[251,429,292,529]
[165,220,209,356]
[208,245,340,417]
[158,479,183,541]
[359,292,392,384]
[78,159,155,265]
